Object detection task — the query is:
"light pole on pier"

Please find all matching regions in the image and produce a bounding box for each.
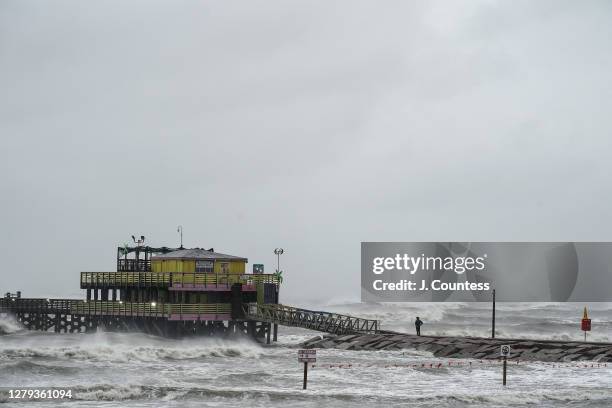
[273,248,284,342]
[274,248,284,273]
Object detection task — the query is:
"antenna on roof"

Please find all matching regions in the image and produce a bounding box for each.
[132,235,145,247]
[177,226,184,249]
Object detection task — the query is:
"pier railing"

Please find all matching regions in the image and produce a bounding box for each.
[0,298,79,313]
[244,303,379,335]
[80,272,279,288]
[69,301,231,317]
[117,259,151,272]
[0,298,231,318]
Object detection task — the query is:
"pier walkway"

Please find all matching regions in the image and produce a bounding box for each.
[243,303,379,335]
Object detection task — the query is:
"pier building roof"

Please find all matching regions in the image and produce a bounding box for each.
[152,248,248,263]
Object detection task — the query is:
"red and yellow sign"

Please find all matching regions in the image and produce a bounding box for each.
[581,307,591,332]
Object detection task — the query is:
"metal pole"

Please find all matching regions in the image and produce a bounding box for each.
[273,248,283,342]
[274,283,279,341]
[492,289,496,339]
[303,362,308,390]
[502,356,507,386]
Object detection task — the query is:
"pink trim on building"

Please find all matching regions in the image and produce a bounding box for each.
[169,284,256,291]
[168,313,232,321]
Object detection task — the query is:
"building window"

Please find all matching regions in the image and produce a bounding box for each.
[195,260,213,273]
[220,262,230,274]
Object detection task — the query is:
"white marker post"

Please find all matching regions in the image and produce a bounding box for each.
[500,345,511,386]
[298,349,316,389]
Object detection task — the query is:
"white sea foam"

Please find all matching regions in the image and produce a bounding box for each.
[0,332,264,363]
[1,302,611,407]
[0,316,22,334]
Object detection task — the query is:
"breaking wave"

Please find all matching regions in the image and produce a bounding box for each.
[0,360,80,376]
[0,343,263,363]
[0,316,22,335]
[0,332,264,363]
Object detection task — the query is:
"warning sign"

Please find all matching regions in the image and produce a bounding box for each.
[298,349,316,363]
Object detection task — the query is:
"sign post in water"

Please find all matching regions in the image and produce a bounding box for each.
[500,345,511,386]
[298,349,316,389]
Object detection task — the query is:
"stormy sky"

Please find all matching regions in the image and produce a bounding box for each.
[1,0,611,303]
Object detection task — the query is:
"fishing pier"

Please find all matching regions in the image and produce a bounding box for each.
[1,243,378,341]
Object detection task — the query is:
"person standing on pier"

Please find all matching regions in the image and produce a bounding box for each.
[415,317,423,336]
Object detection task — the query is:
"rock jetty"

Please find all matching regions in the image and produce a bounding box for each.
[301,333,612,362]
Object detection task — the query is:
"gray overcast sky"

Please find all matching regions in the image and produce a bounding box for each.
[1,0,611,304]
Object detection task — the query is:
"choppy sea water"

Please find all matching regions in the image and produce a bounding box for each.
[0,302,611,407]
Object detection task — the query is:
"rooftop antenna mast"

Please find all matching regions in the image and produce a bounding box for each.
[177,225,183,249]
[131,234,145,271]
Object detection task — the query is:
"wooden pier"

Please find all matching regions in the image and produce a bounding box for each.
[0,297,273,338]
[1,242,378,340]
[0,297,378,338]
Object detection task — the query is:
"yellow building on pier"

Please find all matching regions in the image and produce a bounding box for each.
[151,248,247,274]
